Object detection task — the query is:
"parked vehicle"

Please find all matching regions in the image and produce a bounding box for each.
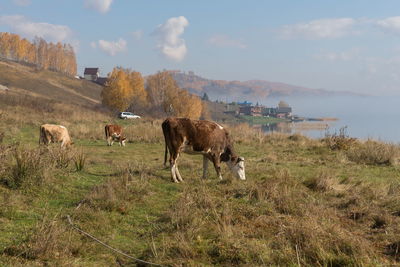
[119,112,141,119]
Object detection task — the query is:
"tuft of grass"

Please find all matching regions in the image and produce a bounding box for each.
[304,170,339,192]
[72,148,87,172]
[346,140,400,166]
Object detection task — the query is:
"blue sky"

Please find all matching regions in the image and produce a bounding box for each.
[1,0,400,95]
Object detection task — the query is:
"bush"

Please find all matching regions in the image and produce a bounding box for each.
[1,146,46,189]
[323,126,357,151]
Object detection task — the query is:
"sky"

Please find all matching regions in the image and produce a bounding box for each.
[1,0,400,95]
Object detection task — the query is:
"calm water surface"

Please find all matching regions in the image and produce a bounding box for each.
[261,96,400,143]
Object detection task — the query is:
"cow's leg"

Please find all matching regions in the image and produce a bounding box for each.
[202,155,209,179]
[212,156,223,180]
[169,153,180,183]
[174,154,183,182]
[107,136,111,146]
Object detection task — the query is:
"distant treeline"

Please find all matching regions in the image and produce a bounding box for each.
[0,32,77,76]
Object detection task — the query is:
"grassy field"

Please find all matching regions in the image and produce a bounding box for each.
[1,92,400,266]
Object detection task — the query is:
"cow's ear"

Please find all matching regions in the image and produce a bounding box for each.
[220,152,230,162]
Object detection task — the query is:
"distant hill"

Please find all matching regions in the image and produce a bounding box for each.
[0,59,103,108]
[171,71,356,101]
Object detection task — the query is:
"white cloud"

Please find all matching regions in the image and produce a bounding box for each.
[84,0,113,14]
[0,15,73,43]
[280,18,356,39]
[96,38,127,56]
[132,30,143,40]
[153,16,189,61]
[376,16,400,34]
[207,34,246,49]
[13,0,31,7]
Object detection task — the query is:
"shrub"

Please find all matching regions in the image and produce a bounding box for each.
[323,126,357,151]
[1,146,46,189]
[48,146,72,169]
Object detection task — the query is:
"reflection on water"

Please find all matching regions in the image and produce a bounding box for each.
[259,121,336,139]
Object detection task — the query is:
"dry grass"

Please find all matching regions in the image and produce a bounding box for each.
[3,215,74,261]
[124,119,164,144]
[151,170,388,266]
[346,140,400,166]
[2,82,400,265]
[79,164,151,213]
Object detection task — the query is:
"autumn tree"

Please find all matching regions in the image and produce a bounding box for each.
[146,71,203,119]
[0,32,77,75]
[101,67,146,112]
[127,70,147,109]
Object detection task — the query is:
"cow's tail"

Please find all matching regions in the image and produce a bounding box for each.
[162,120,169,167]
[164,141,168,167]
[105,125,109,139]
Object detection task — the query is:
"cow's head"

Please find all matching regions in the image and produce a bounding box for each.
[227,156,246,180]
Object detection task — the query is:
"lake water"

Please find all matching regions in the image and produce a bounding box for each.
[261,96,400,143]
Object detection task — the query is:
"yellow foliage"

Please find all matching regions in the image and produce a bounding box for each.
[0,33,76,75]
[146,71,202,119]
[101,67,146,112]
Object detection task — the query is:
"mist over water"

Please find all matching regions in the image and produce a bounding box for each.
[262,96,400,143]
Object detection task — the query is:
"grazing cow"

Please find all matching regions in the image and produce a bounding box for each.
[39,124,73,148]
[105,124,126,146]
[162,117,245,183]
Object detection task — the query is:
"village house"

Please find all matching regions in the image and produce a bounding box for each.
[84,68,99,81]
[83,68,108,86]
[233,100,293,118]
[239,105,263,116]
[275,106,292,118]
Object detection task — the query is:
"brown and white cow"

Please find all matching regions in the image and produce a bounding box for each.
[162,117,245,183]
[105,124,126,146]
[39,124,73,148]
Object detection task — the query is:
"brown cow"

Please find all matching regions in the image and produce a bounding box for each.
[39,124,73,148]
[105,124,126,146]
[162,117,245,183]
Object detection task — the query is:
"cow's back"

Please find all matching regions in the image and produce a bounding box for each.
[163,117,229,152]
[105,124,122,136]
[41,124,70,143]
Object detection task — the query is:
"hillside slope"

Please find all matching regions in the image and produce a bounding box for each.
[0,60,103,108]
[172,71,354,101]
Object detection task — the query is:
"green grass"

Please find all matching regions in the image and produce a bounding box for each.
[1,119,400,266]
